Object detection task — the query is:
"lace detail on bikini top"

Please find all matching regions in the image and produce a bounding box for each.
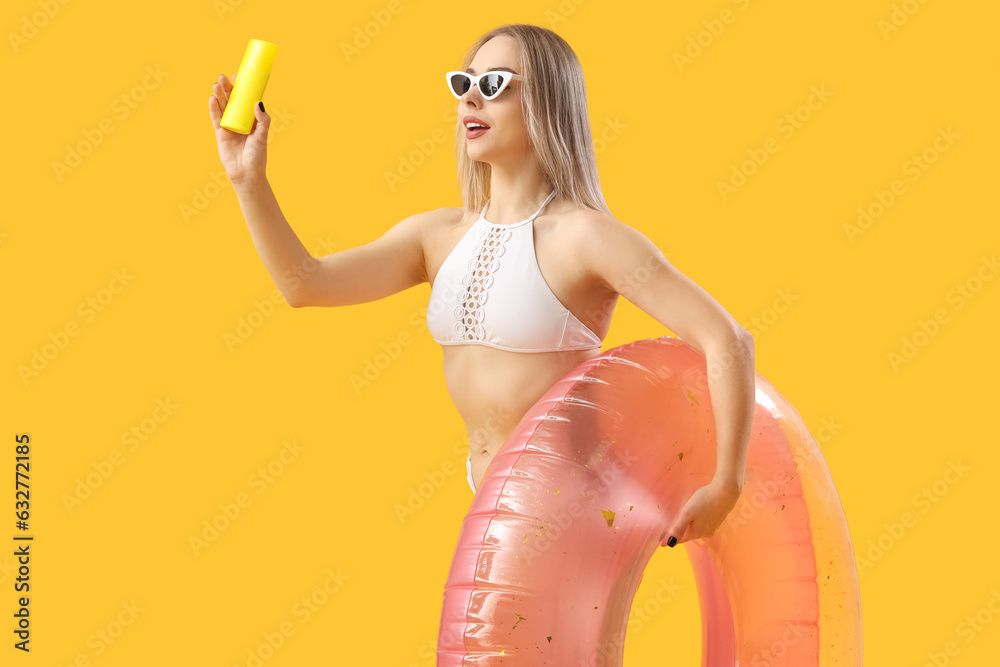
[426,191,603,353]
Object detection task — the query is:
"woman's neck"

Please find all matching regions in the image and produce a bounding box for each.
[486,162,553,225]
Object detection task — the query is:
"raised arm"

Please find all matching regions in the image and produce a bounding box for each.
[210,72,429,309]
[292,207,431,308]
[232,177,431,308]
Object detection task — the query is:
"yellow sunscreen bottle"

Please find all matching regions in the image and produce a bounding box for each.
[220,39,278,134]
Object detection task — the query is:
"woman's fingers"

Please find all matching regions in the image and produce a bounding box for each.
[210,73,239,120]
[209,94,221,126]
[212,81,228,113]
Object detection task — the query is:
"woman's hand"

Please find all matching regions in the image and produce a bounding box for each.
[208,73,271,187]
[662,477,742,547]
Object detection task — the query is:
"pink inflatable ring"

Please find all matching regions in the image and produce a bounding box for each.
[437,336,862,665]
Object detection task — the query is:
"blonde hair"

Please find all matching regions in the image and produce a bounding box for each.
[453,24,612,217]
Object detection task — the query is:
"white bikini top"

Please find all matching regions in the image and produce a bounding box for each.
[426,190,603,353]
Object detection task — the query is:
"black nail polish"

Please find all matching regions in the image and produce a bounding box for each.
[666,536,677,547]
[258,101,265,112]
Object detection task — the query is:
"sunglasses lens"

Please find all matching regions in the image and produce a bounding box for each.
[480,73,505,98]
[449,72,511,99]
[449,73,471,97]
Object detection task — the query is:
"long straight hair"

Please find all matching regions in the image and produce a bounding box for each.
[453,24,612,217]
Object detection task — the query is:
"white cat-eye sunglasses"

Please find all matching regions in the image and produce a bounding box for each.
[445,70,524,100]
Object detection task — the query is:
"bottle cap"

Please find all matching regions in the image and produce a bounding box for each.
[239,39,278,74]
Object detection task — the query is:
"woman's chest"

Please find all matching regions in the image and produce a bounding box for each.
[427,208,614,342]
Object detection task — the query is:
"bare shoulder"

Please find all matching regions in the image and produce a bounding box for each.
[421,205,476,243]
[561,206,630,260]
[410,205,466,231]
[442,205,474,224]
[564,207,619,233]
[378,205,458,253]
[436,205,469,225]
[563,207,669,294]
[399,205,459,228]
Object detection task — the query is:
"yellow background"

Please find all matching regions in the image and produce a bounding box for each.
[3,0,998,664]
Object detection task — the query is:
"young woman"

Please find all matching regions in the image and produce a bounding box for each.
[208,23,755,548]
